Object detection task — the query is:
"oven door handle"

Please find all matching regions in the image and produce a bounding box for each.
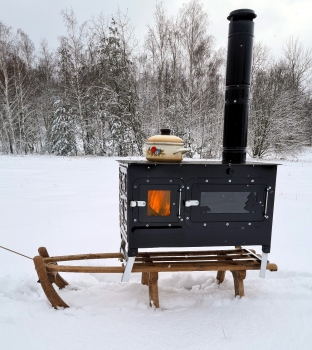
[185,200,199,207]
[178,189,182,217]
[264,188,269,216]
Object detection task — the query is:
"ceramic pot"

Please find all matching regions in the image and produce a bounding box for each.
[143,129,190,162]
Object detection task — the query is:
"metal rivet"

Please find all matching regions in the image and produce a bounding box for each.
[242,227,244,229]
[229,180,231,182]
[146,224,149,227]
[251,179,254,182]
[168,224,171,227]
[187,187,190,190]
[186,217,189,220]
[226,223,229,226]
[181,185,184,188]
[180,218,184,221]
[169,179,172,182]
[146,180,149,182]
[205,180,208,182]
[173,203,176,206]
[134,219,137,222]
[134,185,137,188]
[248,223,251,226]
[204,223,206,226]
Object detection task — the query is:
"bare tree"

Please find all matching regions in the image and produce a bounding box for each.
[282,37,312,91]
[144,2,170,131]
[12,29,37,153]
[0,22,16,153]
[60,9,90,153]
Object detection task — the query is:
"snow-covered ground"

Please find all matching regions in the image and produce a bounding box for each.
[1,151,312,350]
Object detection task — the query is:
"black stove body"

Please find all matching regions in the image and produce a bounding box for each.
[119,160,277,257]
[118,9,278,260]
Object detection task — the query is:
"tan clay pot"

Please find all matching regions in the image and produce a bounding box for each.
[143,129,190,162]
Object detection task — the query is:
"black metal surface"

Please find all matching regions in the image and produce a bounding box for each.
[118,160,277,255]
[222,9,257,164]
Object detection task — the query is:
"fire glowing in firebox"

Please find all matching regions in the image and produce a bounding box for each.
[147,190,171,216]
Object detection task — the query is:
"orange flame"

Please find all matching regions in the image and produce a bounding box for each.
[147,190,171,216]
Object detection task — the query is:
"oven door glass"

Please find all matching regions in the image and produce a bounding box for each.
[147,190,171,216]
[138,184,180,223]
[200,191,257,213]
[190,184,266,222]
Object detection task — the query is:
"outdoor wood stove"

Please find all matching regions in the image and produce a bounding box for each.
[118,9,278,282]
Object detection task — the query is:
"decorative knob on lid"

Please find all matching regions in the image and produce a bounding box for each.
[160,129,171,135]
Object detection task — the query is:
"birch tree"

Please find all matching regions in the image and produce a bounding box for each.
[0,22,16,153]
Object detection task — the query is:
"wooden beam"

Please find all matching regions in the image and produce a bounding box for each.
[38,247,69,289]
[43,252,123,263]
[45,262,277,274]
[216,271,226,284]
[34,256,69,309]
[135,254,253,262]
[141,272,149,286]
[137,249,244,257]
[231,270,246,297]
[46,265,124,273]
[148,272,159,308]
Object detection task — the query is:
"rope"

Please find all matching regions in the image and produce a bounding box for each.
[0,245,32,260]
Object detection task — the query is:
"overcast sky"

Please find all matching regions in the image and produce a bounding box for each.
[1,0,311,57]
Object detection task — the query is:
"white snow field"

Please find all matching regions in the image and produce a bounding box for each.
[1,152,312,350]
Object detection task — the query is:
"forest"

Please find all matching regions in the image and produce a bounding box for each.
[0,0,311,158]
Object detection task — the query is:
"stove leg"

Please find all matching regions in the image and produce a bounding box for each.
[216,270,226,284]
[259,253,269,279]
[148,272,159,308]
[231,270,246,297]
[121,256,135,282]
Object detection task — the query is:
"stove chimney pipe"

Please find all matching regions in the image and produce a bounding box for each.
[222,9,257,164]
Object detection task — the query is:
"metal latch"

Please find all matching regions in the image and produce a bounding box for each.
[130,201,146,207]
[185,200,199,207]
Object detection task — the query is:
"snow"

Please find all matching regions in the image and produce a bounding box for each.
[1,151,312,350]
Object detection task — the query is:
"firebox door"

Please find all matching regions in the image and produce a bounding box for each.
[131,178,185,224]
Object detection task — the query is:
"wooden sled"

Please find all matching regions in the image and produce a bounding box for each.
[34,246,278,309]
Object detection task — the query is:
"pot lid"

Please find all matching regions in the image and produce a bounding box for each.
[147,129,183,143]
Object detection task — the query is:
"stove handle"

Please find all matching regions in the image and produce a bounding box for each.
[130,201,146,207]
[185,200,199,207]
[264,188,269,216]
[178,189,182,217]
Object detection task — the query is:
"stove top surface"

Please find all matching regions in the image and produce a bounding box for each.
[117,158,279,166]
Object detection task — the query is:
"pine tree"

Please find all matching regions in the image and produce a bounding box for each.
[51,100,77,156]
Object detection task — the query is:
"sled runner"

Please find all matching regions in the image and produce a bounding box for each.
[34,246,277,309]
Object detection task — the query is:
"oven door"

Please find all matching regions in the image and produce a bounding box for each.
[186,181,267,224]
[131,178,185,225]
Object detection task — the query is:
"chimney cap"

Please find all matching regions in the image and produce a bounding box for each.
[227,9,257,21]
